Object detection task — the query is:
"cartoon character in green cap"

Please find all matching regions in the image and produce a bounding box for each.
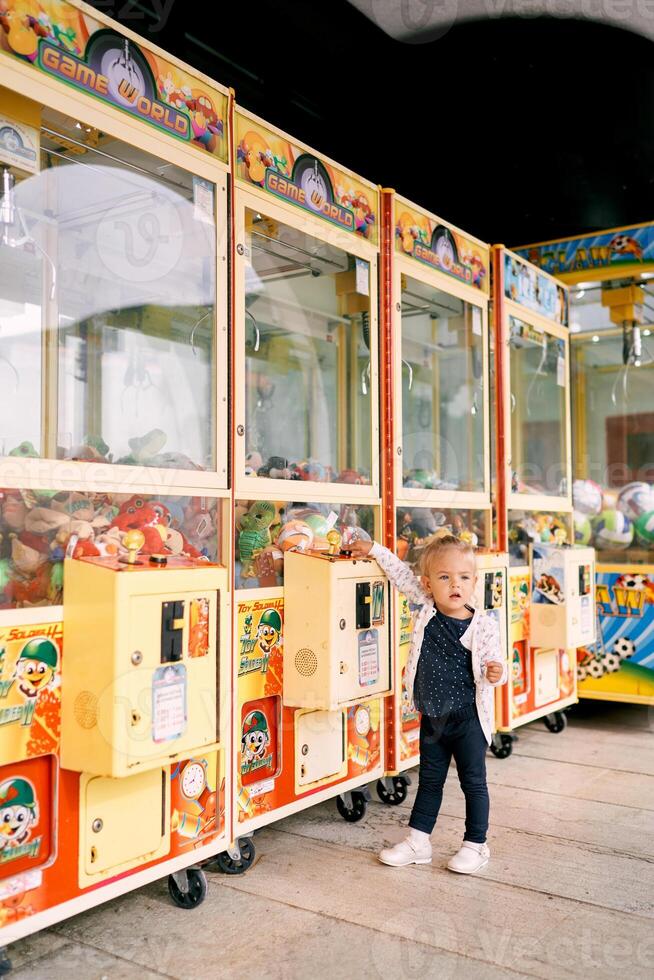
[14,636,58,699]
[255,607,282,656]
[0,777,38,849]
[241,710,271,765]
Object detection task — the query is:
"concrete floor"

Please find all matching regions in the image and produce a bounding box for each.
[10,701,654,980]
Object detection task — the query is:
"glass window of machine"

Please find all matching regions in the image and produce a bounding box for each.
[0,107,218,471]
[400,275,485,493]
[243,209,373,486]
[509,316,567,497]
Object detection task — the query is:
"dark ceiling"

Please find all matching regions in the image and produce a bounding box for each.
[89,0,654,246]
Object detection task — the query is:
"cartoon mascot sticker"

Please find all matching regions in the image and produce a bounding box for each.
[240,710,271,773]
[255,608,282,657]
[13,637,58,700]
[0,778,38,850]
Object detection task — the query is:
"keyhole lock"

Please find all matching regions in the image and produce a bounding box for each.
[301,743,309,756]
[237,424,245,436]
[131,650,143,666]
[237,243,245,256]
[92,818,103,833]
[339,618,346,630]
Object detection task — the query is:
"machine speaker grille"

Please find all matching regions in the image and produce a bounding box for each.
[295,647,318,677]
[539,607,557,627]
[74,690,98,729]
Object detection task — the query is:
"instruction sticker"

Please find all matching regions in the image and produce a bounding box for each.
[153,664,187,743]
[557,356,565,386]
[355,258,369,296]
[580,595,592,637]
[472,307,482,336]
[358,629,380,686]
[193,176,214,225]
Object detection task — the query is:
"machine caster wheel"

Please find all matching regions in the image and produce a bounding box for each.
[376,776,410,805]
[213,837,256,875]
[336,790,368,822]
[0,948,12,975]
[167,868,207,909]
[543,711,567,733]
[490,733,514,759]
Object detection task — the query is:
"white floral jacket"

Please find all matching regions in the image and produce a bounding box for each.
[370,543,508,745]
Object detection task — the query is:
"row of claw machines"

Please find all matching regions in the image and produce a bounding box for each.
[0,0,596,963]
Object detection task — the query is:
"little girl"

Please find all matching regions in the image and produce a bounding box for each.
[350,534,507,874]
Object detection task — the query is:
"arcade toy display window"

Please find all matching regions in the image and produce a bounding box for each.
[509,316,567,498]
[242,208,373,488]
[1,106,222,476]
[400,275,485,495]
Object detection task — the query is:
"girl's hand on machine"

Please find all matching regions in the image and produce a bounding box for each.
[349,539,374,559]
[485,661,503,683]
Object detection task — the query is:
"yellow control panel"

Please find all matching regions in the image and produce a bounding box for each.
[283,551,392,710]
[529,544,596,650]
[62,549,227,778]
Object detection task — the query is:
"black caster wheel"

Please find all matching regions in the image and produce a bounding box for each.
[376,776,409,805]
[167,868,207,909]
[490,733,514,759]
[213,837,256,875]
[0,948,12,975]
[543,711,567,733]
[336,790,368,822]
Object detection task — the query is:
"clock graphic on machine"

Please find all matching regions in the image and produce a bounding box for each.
[431,225,459,272]
[354,705,371,737]
[293,155,334,215]
[180,760,208,800]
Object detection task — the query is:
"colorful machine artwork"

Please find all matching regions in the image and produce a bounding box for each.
[577,568,654,701]
[516,223,654,279]
[235,594,381,825]
[504,251,568,325]
[235,110,378,243]
[0,0,228,159]
[394,198,489,291]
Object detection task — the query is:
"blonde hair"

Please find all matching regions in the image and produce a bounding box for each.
[417,534,477,579]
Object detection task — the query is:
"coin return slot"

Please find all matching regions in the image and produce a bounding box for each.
[356,582,372,629]
[161,600,185,662]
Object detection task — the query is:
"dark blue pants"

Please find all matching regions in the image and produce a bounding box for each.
[408,704,489,843]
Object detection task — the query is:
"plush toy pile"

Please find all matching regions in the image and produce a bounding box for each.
[244,453,370,485]
[0,490,217,608]
[235,500,373,585]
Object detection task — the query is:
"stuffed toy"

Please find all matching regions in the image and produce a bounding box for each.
[0,532,58,607]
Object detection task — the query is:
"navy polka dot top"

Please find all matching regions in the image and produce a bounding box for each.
[414,608,475,719]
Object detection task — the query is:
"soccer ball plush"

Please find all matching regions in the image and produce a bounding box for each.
[587,659,606,679]
[617,482,654,521]
[592,510,633,550]
[603,653,622,673]
[574,510,592,546]
[612,637,636,660]
[634,511,654,546]
[572,479,603,516]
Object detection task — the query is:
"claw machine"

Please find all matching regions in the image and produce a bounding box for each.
[491,246,596,747]
[374,191,510,788]
[516,224,654,705]
[0,0,234,956]
[231,106,392,833]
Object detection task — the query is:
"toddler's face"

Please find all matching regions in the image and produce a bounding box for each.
[421,549,477,618]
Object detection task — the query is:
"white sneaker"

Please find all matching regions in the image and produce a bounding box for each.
[447,841,490,874]
[378,835,432,867]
